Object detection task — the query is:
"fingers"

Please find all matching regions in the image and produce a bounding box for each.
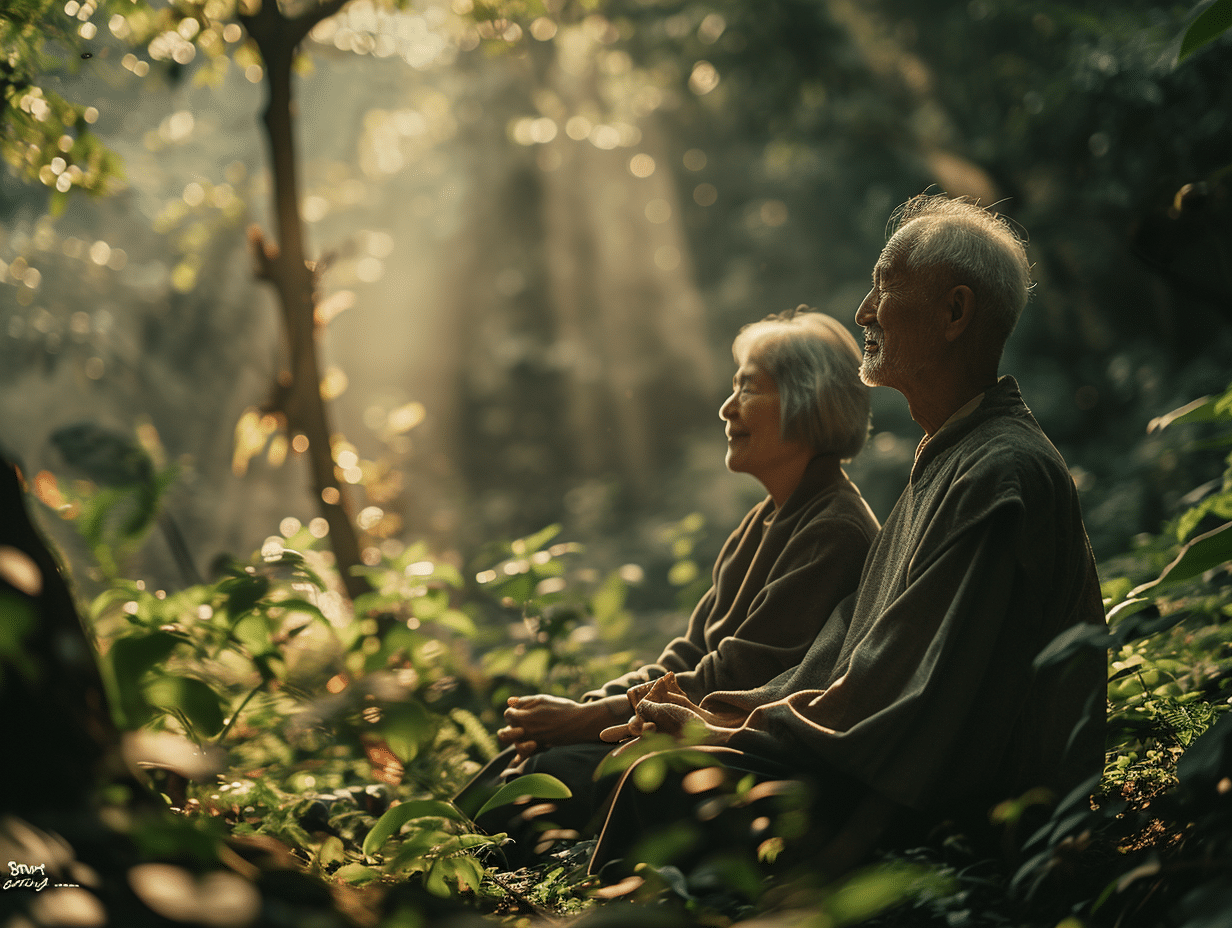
[636,700,689,736]
[599,723,632,743]
[496,725,525,745]
[510,739,538,767]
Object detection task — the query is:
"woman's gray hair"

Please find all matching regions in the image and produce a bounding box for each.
[887,194,1032,348]
[732,307,871,460]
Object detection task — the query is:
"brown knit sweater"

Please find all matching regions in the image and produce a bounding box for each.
[586,454,880,705]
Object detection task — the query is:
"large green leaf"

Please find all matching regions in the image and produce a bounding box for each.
[376,701,437,763]
[362,800,466,856]
[1132,521,1232,595]
[473,772,572,820]
[107,630,182,728]
[1179,0,1232,61]
[144,676,226,737]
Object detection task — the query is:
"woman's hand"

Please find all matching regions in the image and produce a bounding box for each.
[498,693,631,765]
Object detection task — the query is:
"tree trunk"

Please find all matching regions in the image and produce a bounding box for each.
[242,0,370,601]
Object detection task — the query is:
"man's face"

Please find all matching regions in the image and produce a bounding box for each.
[854,246,943,394]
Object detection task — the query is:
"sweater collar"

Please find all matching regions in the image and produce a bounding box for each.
[772,453,844,521]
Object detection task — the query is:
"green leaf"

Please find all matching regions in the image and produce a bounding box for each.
[511,524,562,557]
[1180,0,1232,61]
[1133,521,1232,595]
[333,863,382,885]
[388,829,454,870]
[826,862,948,924]
[432,609,478,638]
[423,858,451,897]
[144,676,226,737]
[107,630,183,728]
[448,855,485,893]
[316,835,346,867]
[220,574,270,620]
[362,801,466,856]
[231,612,273,655]
[591,571,627,624]
[473,772,572,820]
[376,701,437,763]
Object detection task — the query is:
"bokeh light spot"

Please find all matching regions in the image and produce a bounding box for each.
[530,17,557,40]
[683,148,707,171]
[645,199,671,223]
[693,183,718,206]
[629,153,655,178]
[689,61,720,95]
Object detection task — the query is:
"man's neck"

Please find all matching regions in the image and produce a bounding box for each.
[907,374,998,437]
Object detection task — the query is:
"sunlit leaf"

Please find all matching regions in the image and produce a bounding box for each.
[316,835,345,867]
[473,772,572,820]
[511,524,561,557]
[590,571,627,624]
[362,801,465,856]
[377,701,437,763]
[333,863,382,885]
[432,609,478,638]
[449,854,485,893]
[1132,521,1232,595]
[825,862,951,925]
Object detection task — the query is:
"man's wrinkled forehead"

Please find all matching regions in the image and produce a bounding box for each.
[875,221,924,281]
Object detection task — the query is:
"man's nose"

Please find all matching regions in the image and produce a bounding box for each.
[719,392,737,421]
[855,289,876,327]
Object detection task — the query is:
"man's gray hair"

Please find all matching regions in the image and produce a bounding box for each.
[733,307,871,460]
[888,194,1032,346]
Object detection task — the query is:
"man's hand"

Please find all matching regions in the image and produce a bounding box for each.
[498,693,631,765]
[598,673,741,747]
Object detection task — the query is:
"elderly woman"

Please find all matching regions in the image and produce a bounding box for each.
[460,307,878,858]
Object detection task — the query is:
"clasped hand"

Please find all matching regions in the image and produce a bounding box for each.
[597,672,739,751]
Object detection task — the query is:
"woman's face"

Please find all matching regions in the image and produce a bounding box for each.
[719,342,812,491]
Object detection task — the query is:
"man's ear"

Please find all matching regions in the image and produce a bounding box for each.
[942,285,975,342]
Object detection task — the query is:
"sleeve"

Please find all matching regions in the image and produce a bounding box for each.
[666,517,873,702]
[724,504,1038,811]
[599,514,870,705]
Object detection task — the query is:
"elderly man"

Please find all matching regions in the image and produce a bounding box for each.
[591,194,1107,874]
